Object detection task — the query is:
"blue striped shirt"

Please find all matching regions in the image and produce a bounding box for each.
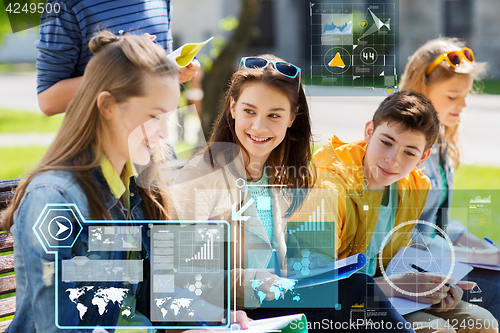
[36,0,172,94]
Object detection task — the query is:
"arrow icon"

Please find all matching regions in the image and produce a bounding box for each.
[48,215,74,241]
[232,199,254,221]
[359,8,391,40]
[55,220,69,236]
[369,8,390,30]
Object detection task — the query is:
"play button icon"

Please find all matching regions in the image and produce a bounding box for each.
[48,216,73,241]
[55,221,69,236]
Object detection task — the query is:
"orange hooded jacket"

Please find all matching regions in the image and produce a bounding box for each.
[311,135,430,270]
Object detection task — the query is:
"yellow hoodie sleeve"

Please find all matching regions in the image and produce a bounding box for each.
[289,168,346,262]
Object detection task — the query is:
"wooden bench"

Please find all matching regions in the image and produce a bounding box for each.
[0,179,20,332]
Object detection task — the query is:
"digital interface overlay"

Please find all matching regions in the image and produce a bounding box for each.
[32,204,230,330]
[308,1,399,95]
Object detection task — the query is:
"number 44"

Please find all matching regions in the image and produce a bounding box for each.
[362,52,375,61]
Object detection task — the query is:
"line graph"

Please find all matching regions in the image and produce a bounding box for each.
[153,274,175,293]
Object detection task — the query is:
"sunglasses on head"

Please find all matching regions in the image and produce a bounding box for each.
[425,47,475,76]
[239,57,302,91]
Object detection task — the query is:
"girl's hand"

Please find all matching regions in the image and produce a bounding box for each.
[230,310,251,329]
[253,270,287,301]
[472,247,500,265]
[390,272,453,304]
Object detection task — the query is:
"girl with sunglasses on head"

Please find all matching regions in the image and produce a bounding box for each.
[171,54,417,333]
[1,30,248,333]
[400,38,499,331]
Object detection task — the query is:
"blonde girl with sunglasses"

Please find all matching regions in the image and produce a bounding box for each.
[400,38,498,332]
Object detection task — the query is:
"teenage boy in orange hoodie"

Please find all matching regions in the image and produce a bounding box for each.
[310,90,496,332]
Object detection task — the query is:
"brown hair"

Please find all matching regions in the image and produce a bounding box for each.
[208,54,314,214]
[400,37,487,167]
[372,90,440,151]
[2,31,178,231]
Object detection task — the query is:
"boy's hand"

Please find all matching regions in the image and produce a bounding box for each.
[179,59,201,83]
[390,272,453,304]
[432,281,476,312]
[431,283,463,312]
[142,33,157,42]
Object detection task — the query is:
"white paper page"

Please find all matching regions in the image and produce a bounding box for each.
[167,37,213,67]
[458,261,500,271]
[230,314,305,332]
[385,247,473,315]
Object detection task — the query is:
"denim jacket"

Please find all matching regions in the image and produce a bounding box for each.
[416,141,467,253]
[8,168,149,333]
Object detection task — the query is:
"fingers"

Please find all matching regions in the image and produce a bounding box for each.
[433,284,463,312]
[419,294,447,305]
[178,59,201,83]
[231,310,250,329]
[141,33,157,41]
[451,284,464,301]
[423,273,455,285]
[456,280,477,290]
[186,59,201,71]
[419,281,450,294]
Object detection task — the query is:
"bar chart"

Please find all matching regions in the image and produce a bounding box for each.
[179,228,221,273]
[287,195,334,249]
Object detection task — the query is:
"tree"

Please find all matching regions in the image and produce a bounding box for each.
[200,0,262,140]
[0,1,50,45]
[0,1,12,45]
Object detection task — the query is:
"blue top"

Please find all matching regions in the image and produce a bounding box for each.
[417,141,467,253]
[247,167,274,242]
[36,0,173,94]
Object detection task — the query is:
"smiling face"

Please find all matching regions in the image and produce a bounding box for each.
[104,74,180,167]
[230,82,295,173]
[423,75,473,128]
[363,121,431,190]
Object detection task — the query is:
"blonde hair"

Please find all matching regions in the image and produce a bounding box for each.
[2,31,178,230]
[400,37,487,168]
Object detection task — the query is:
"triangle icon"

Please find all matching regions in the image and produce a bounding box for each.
[470,284,482,294]
[379,71,385,76]
[56,221,69,236]
[328,52,346,68]
[386,89,393,95]
[361,21,366,27]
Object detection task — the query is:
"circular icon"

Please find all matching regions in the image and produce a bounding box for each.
[360,47,378,65]
[323,47,351,75]
[48,216,73,241]
[378,220,455,297]
[385,88,396,96]
[359,20,368,28]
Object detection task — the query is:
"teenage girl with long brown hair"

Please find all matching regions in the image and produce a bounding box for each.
[2,31,248,333]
